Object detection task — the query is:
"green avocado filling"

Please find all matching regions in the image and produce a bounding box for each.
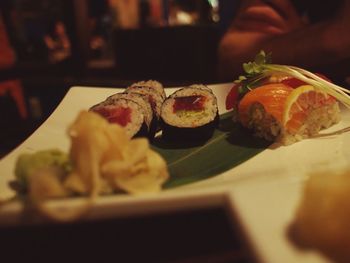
[175,110,209,119]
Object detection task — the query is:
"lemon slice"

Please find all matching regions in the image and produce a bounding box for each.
[282,85,316,126]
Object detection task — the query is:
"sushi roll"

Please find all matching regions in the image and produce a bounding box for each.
[237,83,341,145]
[90,98,148,139]
[106,92,156,137]
[160,84,219,142]
[126,80,165,120]
[129,80,166,101]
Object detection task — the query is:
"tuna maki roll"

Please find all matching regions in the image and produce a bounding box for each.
[90,98,148,139]
[160,85,219,142]
[106,92,158,139]
[126,81,165,120]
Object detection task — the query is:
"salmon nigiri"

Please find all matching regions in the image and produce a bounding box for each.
[237,83,340,145]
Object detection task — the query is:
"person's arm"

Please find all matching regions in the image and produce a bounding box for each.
[217,0,350,81]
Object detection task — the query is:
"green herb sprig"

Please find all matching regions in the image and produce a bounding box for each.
[235,51,350,108]
[234,50,272,96]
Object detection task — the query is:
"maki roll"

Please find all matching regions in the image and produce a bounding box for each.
[106,92,156,138]
[90,97,148,138]
[129,80,166,100]
[126,80,165,120]
[160,84,219,142]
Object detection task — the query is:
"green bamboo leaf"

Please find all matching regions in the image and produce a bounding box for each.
[151,112,270,188]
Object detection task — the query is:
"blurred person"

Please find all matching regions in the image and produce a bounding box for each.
[217,0,350,85]
[44,21,71,64]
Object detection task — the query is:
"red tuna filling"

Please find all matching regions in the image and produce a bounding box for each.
[94,106,132,127]
[173,95,206,112]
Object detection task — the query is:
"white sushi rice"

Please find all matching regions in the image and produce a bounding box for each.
[184,84,213,93]
[246,101,341,145]
[281,102,341,145]
[126,86,164,118]
[129,80,166,100]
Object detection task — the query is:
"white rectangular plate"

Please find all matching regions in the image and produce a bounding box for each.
[1,83,350,263]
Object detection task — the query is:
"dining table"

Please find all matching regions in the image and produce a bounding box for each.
[0,80,251,263]
[1,80,349,263]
